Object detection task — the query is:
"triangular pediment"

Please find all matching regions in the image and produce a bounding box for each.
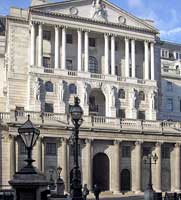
[31,0,158,32]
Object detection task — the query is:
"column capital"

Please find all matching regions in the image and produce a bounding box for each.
[85,138,93,144]
[175,143,181,148]
[60,25,68,29]
[55,24,61,28]
[104,32,110,36]
[113,140,121,145]
[83,29,91,33]
[155,141,163,147]
[110,33,117,37]
[135,140,143,146]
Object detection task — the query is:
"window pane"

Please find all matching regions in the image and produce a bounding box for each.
[89,56,98,73]
[45,103,54,113]
[20,141,27,155]
[122,146,131,158]
[89,38,96,47]
[43,57,51,68]
[66,34,73,44]
[69,84,77,94]
[43,31,51,40]
[142,147,150,156]
[166,81,173,91]
[46,143,57,155]
[162,146,170,159]
[138,111,145,120]
[166,98,173,112]
[45,81,53,92]
[66,59,73,70]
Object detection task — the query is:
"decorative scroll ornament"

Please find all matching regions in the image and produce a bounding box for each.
[118,16,126,24]
[69,7,78,16]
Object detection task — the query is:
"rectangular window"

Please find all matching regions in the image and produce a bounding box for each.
[138,111,145,120]
[15,106,24,117]
[166,81,173,92]
[166,98,173,112]
[142,147,151,157]
[43,57,51,68]
[122,146,131,158]
[45,103,54,113]
[66,34,73,44]
[162,146,170,159]
[20,141,27,155]
[118,109,125,119]
[43,30,51,41]
[115,65,118,76]
[175,52,179,60]
[163,66,169,72]
[46,142,57,156]
[66,59,73,70]
[89,38,96,47]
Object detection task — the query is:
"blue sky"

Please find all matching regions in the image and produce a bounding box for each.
[0,0,181,43]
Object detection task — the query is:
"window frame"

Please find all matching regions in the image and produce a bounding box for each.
[45,81,54,92]
[89,37,96,47]
[69,84,77,94]
[45,103,54,113]
[43,30,51,41]
[66,34,73,44]
[46,142,57,156]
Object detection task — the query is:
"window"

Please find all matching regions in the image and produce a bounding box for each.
[20,141,27,155]
[118,109,125,119]
[162,146,170,159]
[69,84,77,94]
[122,146,131,158]
[89,38,96,47]
[139,91,145,101]
[43,30,51,40]
[175,52,179,60]
[115,66,118,76]
[166,98,173,112]
[138,111,145,120]
[166,81,173,92]
[45,103,54,113]
[66,34,73,44]
[118,89,125,99]
[43,57,51,68]
[142,147,151,157]
[15,106,24,117]
[163,65,169,72]
[70,144,81,156]
[66,59,73,70]
[45,81,53,92]
[89,96,96,105]
[161,49,169,58]
[46,142,57,156]
[89,56,98,73]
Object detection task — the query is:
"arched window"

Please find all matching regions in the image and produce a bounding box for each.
[69,84,77,94]
[118,89,125,99]
[89,56,98,73]
[139,91,145,101]
[45,81,53,92]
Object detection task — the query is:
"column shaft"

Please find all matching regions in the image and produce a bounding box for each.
[37,137,42,171]
[42,139,45,173]
[30,23,35,66]
[151,42,155,80]
[111,35,115,75]
[61,28,66,70]
[104,34,109,75]
[38,24,43,67]
[131,39,136,78]
[84,31,89,72]
[55,26,60,69]
[78,30,82,71]
[175,143,181,192]
[144,41,149,80]
[125,38,130,77]
[155,143,161,191]
[10,136,16,178]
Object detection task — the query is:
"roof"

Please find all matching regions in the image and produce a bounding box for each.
[0,16,6,36]
[161,40,181,52]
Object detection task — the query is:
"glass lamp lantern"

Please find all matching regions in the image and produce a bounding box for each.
[70,97,83,125]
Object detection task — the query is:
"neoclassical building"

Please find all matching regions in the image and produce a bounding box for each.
[0,0,181,194]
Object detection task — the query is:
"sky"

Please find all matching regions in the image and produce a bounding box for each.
[0,0,181,43]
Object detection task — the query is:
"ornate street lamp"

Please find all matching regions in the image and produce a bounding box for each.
[143,153,158,200]
[69,97,83,200]
[18,115,40,174]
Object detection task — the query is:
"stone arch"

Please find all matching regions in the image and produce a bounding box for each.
[93,153,110,191]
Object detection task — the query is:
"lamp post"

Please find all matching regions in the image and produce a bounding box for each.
[143,153,158,200]
[69,97,83,200]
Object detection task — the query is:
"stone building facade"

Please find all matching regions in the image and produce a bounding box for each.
[0,0,181,194]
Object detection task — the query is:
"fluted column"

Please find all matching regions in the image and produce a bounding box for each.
[144,41,149,80]
[30,23,35,66]
[104,33,109,75]
[77,29,82,71]
[112,140,120,193]
[133,141,142,193]
[155,142,162,192]
[38,23,43,67]
[10,135,16,178]
[125,38,130,77]
[175,143,181,192]
[150,42,155,80]
[84,31,89,72]
[55,25,60,69]
[111,35,115,75]
[61,27,66,70]
[131,39,136,78]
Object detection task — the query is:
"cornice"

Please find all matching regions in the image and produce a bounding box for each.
[7,16,28,24]
[29,8,158,35]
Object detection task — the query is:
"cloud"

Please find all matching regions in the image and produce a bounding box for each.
[128,0,143,8]
[160,27,181,36]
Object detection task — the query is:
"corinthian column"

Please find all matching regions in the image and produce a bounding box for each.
[150,42,155,80]
[84,31,89,72]
[144,41,149,80]
[61,27,66,70]
[77,29,82,71]
[111,35,115,75]
[10,135,16,178]
[125,38,130,77]
[131,39,136,78]
[38,23,43,67]
[155,142,162,192]
[104,33,109,75]
[30,22,35,66]
[175,143,181,192]
[55,25,60,69]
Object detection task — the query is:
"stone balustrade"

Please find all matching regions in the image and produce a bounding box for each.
[1,110,181,134]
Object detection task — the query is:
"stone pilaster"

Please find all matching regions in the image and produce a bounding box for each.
[10,135,16,178]
[104,33,109,75]
[111,35,115,75]
[144,41,149,80]
[150,42,155,80]
[125,38,130,78]
[61,27,66,70]
[77,29,82,71]
[30,23,35,66]
[38,23,43,67]
[84,31,89,72]
[55,25,60,69]
[131,39,136,78]
[174,143,181,192]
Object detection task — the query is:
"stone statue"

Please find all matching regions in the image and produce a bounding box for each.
[35,78,41,101]
[130,88,137,109]
[84,83,88,105]
[92,0,107,21]
[59,80,64,102]
[150,91,157,110]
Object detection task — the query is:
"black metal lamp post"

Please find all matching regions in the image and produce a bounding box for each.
[69,97,83,200]
[18,115,40,174]
[143,153,158,200]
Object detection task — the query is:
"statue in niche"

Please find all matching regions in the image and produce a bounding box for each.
[91,0,107,21]
[130,88,137,109]
[35,78,41,101]
[150,91,157,110]
[59,80,64,102]
[110,87,115,107]
[83,83,88,105]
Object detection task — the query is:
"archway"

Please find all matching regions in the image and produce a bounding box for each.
[120,169,131,191]
[93,153,109,191]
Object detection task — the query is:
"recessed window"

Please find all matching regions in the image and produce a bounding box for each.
[89,56,98,73]
[69,84,77,94]
[20,141,27,155]
[115,66,118,76]
[66,34,73,44]
[139,91,145,101]
[43,57,51,68]
[162,146,170,159]
[163,65,169,72]
[166,98,173,112]
[45,103,54,113]
[122,146,131,158]
[118,89,125,99]
[138,111,145,120]
[43,30,51,41]
[118,109,125,119]
[142,147,151,157]
[66,59,73,70]
[46,142,57,156]
[166,81,173,92]
[89,38,96,47]
[45,81,53,92]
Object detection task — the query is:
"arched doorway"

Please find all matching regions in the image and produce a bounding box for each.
[93,153,109,191]
[120,169,131,191]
